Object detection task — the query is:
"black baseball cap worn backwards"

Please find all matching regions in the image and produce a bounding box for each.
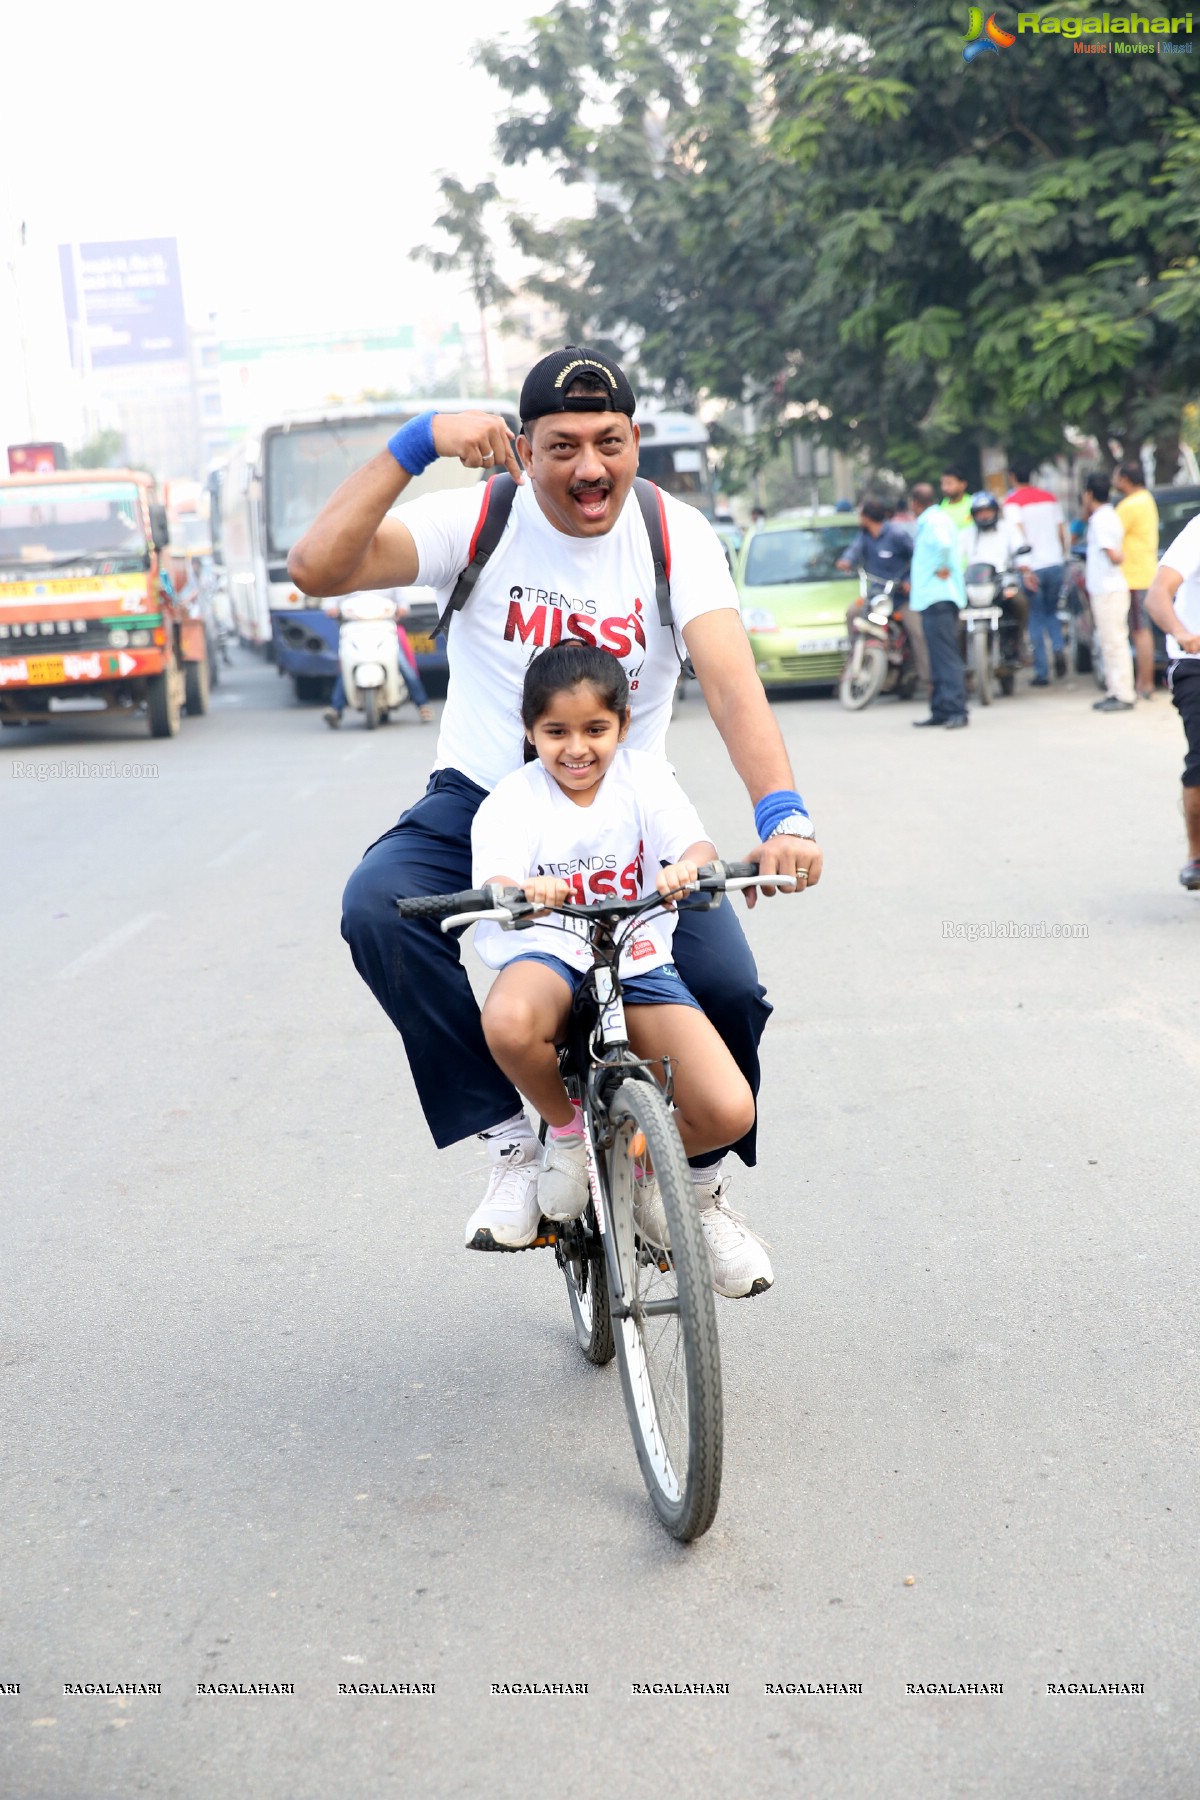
[519,345,637,426]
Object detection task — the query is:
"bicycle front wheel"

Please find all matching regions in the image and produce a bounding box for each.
[604,1077,723,1541]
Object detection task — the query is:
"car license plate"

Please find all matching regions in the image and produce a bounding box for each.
[792,636,849,655]
[408,633,436,654]
[27,656,65,684]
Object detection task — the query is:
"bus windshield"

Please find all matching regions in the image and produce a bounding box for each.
[637,442,713,511]
[0,481,148,567]
[266,415,498,558]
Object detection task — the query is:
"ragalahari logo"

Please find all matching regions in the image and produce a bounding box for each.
[963,7,1017,58]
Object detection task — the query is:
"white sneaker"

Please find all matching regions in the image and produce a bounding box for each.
[633,1172,670,1251]
[538,1132,589,1222]
[464,1140,541,1250]
[696,1174,773,1299]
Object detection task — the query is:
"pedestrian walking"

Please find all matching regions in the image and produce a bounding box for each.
[1113,459,1160,700]
[1144,517,1200,889]
[1082,474,1134,712]
[909,482,968,729]
[1005,456,1069,685]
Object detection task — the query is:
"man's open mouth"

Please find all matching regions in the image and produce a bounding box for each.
[570,483,612,520]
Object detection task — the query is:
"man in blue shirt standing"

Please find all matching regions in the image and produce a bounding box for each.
[908,482,968,729]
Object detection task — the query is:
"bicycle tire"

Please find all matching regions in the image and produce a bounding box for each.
[604,1076,722,1541]
[559,1203,615,1365]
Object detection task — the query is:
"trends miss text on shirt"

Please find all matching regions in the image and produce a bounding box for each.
[535,843,646,903]
[503,584,649,659]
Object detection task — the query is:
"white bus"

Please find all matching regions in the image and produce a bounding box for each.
[213,399,518,701]
[635,410,716,517]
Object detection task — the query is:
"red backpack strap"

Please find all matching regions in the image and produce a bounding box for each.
[632,476,672,629]
[438,473,518,636]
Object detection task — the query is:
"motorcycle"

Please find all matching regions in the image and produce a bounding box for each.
[335,593,410,730]
[839,574,918,710]
[961,557,1030,702]
[1056,558,1091,682]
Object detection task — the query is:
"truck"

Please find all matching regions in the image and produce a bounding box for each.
[0,468,212,737]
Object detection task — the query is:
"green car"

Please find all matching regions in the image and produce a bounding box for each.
[735,513,859,687]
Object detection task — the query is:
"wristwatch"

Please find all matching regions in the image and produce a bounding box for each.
[768,813,816,841]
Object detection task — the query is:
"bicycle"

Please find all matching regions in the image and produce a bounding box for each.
[396,860,791,1542]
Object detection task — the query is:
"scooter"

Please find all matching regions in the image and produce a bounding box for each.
[839,574,917,710]
[335,594,409,729]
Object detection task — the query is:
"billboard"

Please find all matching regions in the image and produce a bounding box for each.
[59,238,188,369]
[7,443,69,474]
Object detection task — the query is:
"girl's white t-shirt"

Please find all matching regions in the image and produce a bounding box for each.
[402,479,738,792]
[469,747,709,977]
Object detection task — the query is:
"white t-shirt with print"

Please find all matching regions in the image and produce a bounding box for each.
[469,746,709,977]
[403,479,738,792]
[1161,513,1200,662]
[1086,504,1127,596]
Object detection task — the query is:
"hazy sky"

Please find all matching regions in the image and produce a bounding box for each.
[1,0,580,437]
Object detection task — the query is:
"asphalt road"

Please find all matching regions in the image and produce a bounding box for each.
[2,653,1197,1800]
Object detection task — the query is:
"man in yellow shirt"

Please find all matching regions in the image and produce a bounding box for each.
[1114,459,1160,699]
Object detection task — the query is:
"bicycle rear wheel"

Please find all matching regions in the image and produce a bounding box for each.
[604,1076,722,1541]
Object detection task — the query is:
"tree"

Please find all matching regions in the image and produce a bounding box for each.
[480,1,1200,474]
[71,428,126,469]
[413,177,513,397]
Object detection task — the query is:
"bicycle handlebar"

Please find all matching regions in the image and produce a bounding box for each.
[395,862,794,930]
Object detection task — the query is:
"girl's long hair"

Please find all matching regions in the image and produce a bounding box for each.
[521,642,629,762]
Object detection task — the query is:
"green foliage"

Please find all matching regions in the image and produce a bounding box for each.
[478,0,1200,469]
[413,177,512,314]
[70,428,126,469]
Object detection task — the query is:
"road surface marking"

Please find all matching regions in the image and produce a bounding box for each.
[56,912,161,979]
[207,829,263,870]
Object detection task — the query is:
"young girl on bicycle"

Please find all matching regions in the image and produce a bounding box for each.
[466,640,772,1298]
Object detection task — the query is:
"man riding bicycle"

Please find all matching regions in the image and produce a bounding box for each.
[288,346,821,1290]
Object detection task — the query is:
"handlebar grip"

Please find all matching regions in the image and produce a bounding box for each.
[395,888,492,920]
[720,861,760,880]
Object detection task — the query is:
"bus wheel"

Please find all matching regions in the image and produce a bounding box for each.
[185,653,211,717]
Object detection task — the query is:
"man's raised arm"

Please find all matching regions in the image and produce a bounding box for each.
[287,410,522,598]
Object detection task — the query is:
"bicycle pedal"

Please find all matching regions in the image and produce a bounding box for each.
[465,1226,549,1254]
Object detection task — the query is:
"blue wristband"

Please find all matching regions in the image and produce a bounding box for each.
[754,789,809,840]
[387,411,438,476]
